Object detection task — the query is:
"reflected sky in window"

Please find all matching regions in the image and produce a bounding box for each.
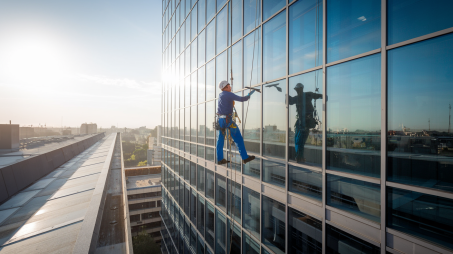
[244,29,261,87]
[327,54,381,178]
[388,0,453,45]
[388,33,453,192]
[263,79,286,159]
[263,11,286,82]
[327,0,380,63]
[289,0,322,74]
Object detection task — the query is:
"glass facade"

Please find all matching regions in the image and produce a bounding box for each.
[161,0,453,253]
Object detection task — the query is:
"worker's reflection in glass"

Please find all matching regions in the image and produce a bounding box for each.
[289,83,322,163]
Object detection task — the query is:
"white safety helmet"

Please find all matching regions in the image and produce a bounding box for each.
[218,80,229,91]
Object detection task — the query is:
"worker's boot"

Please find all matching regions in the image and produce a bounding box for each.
[243,155,255,164]
[218,159,230,165]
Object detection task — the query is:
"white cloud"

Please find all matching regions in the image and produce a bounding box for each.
[77,74,161,94]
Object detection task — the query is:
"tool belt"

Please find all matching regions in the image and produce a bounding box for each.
[213,113,232,137]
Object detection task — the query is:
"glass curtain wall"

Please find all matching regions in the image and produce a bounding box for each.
[161,0,453,252]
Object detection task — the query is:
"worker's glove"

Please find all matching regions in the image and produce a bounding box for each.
[247,90,255,97]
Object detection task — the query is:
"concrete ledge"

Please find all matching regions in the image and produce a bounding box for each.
[0,133,105,204]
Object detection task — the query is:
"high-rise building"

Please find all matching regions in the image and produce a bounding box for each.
[160,1,453,254]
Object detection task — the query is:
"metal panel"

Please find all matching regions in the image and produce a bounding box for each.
[326,208,381,244]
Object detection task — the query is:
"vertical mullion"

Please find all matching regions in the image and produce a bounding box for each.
[321,0,327,253]
[285,1,290,254]
[380,0,387,253]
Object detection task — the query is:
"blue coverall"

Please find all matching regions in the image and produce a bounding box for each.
[216,91,251,161]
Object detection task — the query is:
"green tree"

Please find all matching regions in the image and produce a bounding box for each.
[132,230,160,254]
[137,160,147,166]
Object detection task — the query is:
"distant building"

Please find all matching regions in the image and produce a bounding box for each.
[19,127,35,139]
[0,124,19,150]
[125,166,162,244]
[80,123,97,134]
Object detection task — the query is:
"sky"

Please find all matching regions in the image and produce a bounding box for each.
[0,0,162,129]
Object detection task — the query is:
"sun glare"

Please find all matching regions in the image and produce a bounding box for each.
[0,33,72,84]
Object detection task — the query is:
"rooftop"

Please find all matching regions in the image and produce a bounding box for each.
[0,133,132,253]
[126,174,161,190]
[0,134,100,169]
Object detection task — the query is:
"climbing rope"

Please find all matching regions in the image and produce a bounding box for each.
[227,0,259,253]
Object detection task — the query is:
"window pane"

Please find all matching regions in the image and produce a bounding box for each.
[231,0,242,43]
[198,30,206,67]
[243,157,260,179]
[326,0,380,63]
[199,145,204,158]
[243,88,260,156]
[191,225,197,253]
[263,0,285,21]
[185,18,191,47]
[243,232,260,254]
[205,202,215,249]
[197,165,205,193]
[387,34,453,193]
[191,38,197,73]
[217,0,226,12]
[263,79,286,158]
[191,106,197,142]
[289,70,323,166]
[327,54,381,178]
[388,0,453,45]
[263,160,285,188]
[185,159,190,180]
[191,143,196,155]
[206,100,216,146]
[191,6,197,39]
[262,196,285,254]
[179,179,184,207]
[229,40,243,89]
[216,174,227,210]
[206,169,215,202]
[244,29,261,87]
[227,220,241,254]
[198,0,206,33]
[327,174,381,222]
[191,188,197,224]
[206,60,216,100]
[263,11,286,82]
[179,156,184,175]
[215,210,227,254]
[216,51,227,88]
[184,183,190,215]
[206,21,215,60]
[207,0,216,22]
[227,179,241,223]
[289,165,322,201]
[288,207,322,254]
[185,0,191,19]
[185,47,191,76]
[243,186,260,239]
[197,233,205,254]
[206,146,215,162]
[191,161,196,186]
[198,104,205,144]
[326,224,380,254]
[185,107,190,140]
[289,0,322,74]
[180,21,186,52]
[387,187,453,250]
[244,0,261,35]
[216,7,228,55]
[197,194,205,235]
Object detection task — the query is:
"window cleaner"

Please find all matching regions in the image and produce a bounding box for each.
[215,80,256,165]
